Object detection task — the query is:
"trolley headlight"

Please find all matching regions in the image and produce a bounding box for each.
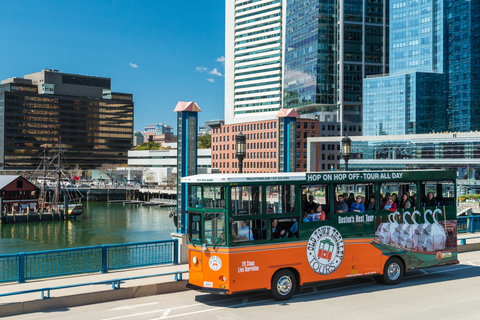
[192,255,198,265]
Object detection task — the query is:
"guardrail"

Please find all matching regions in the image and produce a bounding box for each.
[458,215,480,234]
[151,198,177,204]
[0,240,178,283]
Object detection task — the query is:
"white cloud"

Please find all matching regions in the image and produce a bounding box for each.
[129,62,139,68]
[209,68,223,77]
[196,67,207,72]
[206,78,215,83]
[216,56,225,66]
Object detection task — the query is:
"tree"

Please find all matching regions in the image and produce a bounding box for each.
[133,141,163,150]
[129,168,144,184]
[97,163,117,183]
[198,134,211,149]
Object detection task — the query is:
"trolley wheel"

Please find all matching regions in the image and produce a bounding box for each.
[381,257,404,285]
[271,269,296,301]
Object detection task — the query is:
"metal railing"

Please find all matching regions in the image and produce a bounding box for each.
[458,215,480,234]
[0,239,178,283]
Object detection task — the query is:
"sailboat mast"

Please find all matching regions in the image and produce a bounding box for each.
[56,137,61,204]
[42,145,47,202]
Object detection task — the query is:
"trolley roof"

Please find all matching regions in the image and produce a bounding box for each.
[181,170,456,184]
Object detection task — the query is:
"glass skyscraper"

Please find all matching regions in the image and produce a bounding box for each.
[0,70,134,170]
[364,0,480,135]
[283,0,389,130]
[446,0,480,132]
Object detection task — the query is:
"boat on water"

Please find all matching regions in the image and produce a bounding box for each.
[33,138,84,217]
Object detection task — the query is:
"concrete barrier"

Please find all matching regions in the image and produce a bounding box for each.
[458,243,480,253]
[0,280,188,317]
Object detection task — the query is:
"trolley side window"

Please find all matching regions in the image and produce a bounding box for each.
[188,186,202,208]
[231,219,266,242]
[231,186,262,215]
[204,212,226,246]
[203,186,226,209]
[266,185,296,214]
[335,183,374,213]
[420,180,455,207]
[301,184,330,221]
[270,217,299,239]
[188,212,202,243]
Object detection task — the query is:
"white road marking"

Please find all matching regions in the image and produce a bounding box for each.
[420,269,429,274]
[160,309,171,319]
[426,265,476,274]
[103,263,479,320]
[101,303,204,320]
[150,282,373,319]
[111,302,159,311]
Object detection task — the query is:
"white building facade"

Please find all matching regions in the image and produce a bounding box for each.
[225,0,284,124]
[125,143,212,185]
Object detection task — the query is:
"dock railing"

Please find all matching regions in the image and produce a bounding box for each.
[458,215,480,234]
[0,239,178,283]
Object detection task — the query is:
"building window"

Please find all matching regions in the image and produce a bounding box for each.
[304,122,307,129]
[297,122,300,129]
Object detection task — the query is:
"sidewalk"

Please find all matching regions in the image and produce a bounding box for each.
[0,264,189,317]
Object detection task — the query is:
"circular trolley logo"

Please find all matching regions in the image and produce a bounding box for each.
[208,256,222,271]
[307,226,344,275]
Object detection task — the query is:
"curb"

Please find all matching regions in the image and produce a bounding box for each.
[458,243,480,253]
[0,280,188,318]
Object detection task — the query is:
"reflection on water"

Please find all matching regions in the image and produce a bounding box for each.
[0,202,177,255]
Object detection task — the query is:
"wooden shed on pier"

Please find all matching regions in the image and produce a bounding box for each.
[0,175,39,213]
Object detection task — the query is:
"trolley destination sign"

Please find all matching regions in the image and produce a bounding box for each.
[306,170,456,184]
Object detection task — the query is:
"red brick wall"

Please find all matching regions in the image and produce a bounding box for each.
[211,118,319,173]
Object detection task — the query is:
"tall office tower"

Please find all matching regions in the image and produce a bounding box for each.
[446,0,480,132]
[225,0,284,124]
[0,69,134,170]
[283,0,389,133]
[363,0,447,135]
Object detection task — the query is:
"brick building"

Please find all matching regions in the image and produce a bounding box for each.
[211,118,319,174]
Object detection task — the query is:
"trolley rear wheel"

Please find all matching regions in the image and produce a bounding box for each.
[271,269,296,301]
[380,257,404,285]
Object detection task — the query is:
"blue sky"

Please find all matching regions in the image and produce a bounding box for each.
[0,0,225,132]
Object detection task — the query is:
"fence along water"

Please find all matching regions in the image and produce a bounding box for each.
[0,239,177,283]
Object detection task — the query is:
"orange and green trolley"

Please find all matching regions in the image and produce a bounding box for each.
[184,170,458,300]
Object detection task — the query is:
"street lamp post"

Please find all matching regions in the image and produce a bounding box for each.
[341,135,352,171]
[235,131,246,173]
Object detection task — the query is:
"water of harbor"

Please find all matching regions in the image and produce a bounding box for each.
[0,202,177,255]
